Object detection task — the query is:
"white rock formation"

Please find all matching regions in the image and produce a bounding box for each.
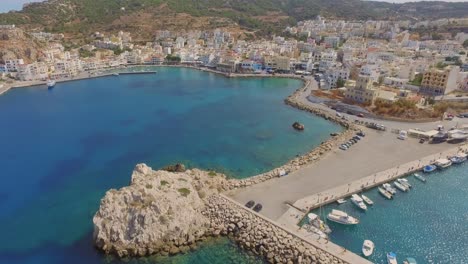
[93,163,228,257]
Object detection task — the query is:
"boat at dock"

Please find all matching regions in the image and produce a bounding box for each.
[423,164,437,173]
[327,209,359,225]
[394,181,408,192]
[46,80,56,89]
[307,213,332,234]
[414,173,427,182]
[303,223,328,239]
[361,195,374,205]
[351,194,367,211]
[449,153,467,164]
[362,240,374,257]
[336,198,347,204]
[378,187,393,199]
[434,158,452,169]
[383,183,397,195]
[387,252,398,264]
[112,73,120,76]
[397,178,412,189]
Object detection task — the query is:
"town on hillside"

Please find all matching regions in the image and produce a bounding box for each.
[1,16,468,120]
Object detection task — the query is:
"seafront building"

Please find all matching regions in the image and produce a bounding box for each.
[419,66,460,96]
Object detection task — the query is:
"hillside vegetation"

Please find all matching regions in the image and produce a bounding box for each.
[0,0,467,41]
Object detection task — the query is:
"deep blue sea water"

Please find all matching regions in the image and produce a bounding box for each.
[312,163,468,264]
[0,67,340,263]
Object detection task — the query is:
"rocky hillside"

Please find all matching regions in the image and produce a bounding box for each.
[93,163,230,257]
[0,27,44,64]
[0,0,467,41]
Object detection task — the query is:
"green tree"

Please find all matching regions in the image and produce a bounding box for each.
[336,77,345,88]
[463,40,468,49]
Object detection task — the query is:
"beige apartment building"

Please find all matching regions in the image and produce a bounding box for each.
[419,66,459,96]
[345,75,378,105]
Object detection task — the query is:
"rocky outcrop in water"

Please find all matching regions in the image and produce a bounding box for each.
[93,164,228,257]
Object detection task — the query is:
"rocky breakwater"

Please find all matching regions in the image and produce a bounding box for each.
[93,163,230,257]
[204,195,348,264]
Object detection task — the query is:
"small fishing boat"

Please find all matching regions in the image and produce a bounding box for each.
[394,181,408,192]
[112,73,120,76]
[403,257,417,264]
[361,195,374,205]
[397,178,412,189]
[303,223,328,239]
[336,198,347,204]
[351,194,367,211]
[423,165,436,173]
[434,158,452,169]
[362,240,374,257]
[378,187,393,199]
[327,209,359,225]
[450,153,467,164]
[383,183,397,195]
[387,252,398,264]
[414,173,427,182]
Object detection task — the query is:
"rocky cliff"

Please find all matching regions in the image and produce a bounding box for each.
[93,163,229,257]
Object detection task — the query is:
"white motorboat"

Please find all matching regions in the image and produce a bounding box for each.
[351,194,368,211]
[383,183,397,195]
[112,73,120,76]
[378,187,393,200]
[46,79,56,89]
[327,209,359,225]
[362,240,374,257]
[414,173,427,183]
[336,198,347,204]
[434,158,452,169]
[394,181,408,192]
[307,213,332,234]
[397,178,412,189]
[450,153,467,164]
[387,252,398,264]
[361,195,374,205]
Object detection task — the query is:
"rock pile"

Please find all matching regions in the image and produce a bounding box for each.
[203,195,347,264]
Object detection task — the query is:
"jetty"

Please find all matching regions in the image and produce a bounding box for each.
[283,143,468,217]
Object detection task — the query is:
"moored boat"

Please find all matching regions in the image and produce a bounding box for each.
[394,181,408,192]
[307,213,332,234]
[397,178,412,189]
[414,173,427,182]
[423,164,436,173]
[434,158,452,169]
[383,183,397,195]
[336,198,347,204]
[387,252,398,264]
[46,79,56,89]
[327,209,359,225]
[362,240,374,257]
[303,223,328,239]
[351,194,367,211]
[378,187,393,199]
[361,194,374,205]
[449,153,467,164]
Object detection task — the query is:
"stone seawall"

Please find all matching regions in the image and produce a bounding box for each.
[203,195,349,264]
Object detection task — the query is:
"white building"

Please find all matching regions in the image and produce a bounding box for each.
[5,59,25,72]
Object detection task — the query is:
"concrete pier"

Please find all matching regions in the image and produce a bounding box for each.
[290,143,468,214]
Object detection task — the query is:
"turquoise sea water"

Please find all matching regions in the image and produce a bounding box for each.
[0,67,340,263]
[312,162,468,264]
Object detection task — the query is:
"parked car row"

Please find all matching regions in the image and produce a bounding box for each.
[245,200,262,212]
[339,131,365,151]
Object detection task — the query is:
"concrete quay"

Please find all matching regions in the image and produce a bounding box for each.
[289,143,468,216]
